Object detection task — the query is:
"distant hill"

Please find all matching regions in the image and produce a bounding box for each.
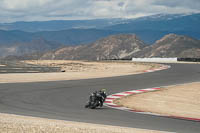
[31,29,117,45]
[0,30,32,45]
[105,13,200,44]
[40,34,146,60]
[0,38,61,57]
[0,13,200,45]
[10,33,200,60]
[131,34,200,58]
[105,14,200,32]
[0,19,128,32]
[0,29,117,46]
[1,13,200,59]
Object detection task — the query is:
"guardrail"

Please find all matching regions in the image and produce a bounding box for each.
[132,58,178,62]
[132,58,200,62]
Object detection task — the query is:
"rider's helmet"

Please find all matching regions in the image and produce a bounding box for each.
[100,88,106,93]
[99,89,107,97]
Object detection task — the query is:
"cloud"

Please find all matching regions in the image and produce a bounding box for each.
[0,0,199,22]
[154,0,200,9]
[0,0,53,10]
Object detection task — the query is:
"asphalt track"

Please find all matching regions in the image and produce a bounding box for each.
[0,63,200,133]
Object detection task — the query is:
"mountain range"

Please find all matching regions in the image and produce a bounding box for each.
[0,13,199,46]
[130,34,200,58]
[40,34,146,60]
[6,33,200,60]
[0,13,200,59]
[0,38,61,57]
[0,19,127,32]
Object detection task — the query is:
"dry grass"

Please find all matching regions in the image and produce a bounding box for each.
[116,82,200,119]
[0,113,164,133]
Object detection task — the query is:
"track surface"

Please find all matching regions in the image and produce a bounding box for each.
[0,63,200,133]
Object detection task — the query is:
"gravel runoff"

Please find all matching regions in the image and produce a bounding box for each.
[0,113,165,133]
[0,60,161,83]
[115,82,200,119]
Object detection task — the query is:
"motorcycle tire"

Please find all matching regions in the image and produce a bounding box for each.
[89,106,96,109]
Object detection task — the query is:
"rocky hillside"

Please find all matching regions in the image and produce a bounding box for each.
[40,34,146,60]
[132,34,200,58]
[5,34,200,60]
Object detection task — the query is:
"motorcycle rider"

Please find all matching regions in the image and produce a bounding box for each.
[96,91,103,106]
[89,91,97,101]
[86,89,107,108]
[85,91,98,108]
[97,89,107,107]
[99,89,107,99]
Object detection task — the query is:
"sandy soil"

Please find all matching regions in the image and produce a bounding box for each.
[0,60,161,83]
[0,113,164,133]
[115,82,200,119]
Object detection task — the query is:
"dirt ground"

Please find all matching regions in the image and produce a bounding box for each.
[0,113,165,133]
[0,60,161,83]
[115,82,200,119]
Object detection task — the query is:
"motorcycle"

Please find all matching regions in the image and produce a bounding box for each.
[85,93,101,109]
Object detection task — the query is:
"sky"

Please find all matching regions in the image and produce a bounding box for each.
[0,0,200,22]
